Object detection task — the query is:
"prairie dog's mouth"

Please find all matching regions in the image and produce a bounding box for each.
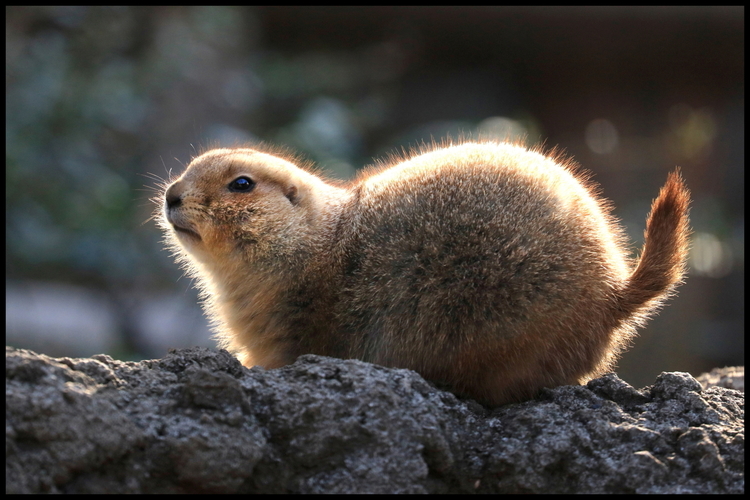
[166,210,202,241]
[172,224,202,241]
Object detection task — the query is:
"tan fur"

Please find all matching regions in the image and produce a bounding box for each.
[158,141,691,406]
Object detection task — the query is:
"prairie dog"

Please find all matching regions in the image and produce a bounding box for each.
[159,141,690,406]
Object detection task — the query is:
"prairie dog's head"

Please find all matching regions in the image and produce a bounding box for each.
[162,148,339,270]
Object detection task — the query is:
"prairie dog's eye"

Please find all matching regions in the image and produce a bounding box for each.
[229,176,255,193]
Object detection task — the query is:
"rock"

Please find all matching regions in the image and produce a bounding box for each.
[5,346,744,493]
[697,366,744,393]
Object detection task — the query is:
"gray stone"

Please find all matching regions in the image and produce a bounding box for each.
[5,346,744,493]
[697,366,744,392]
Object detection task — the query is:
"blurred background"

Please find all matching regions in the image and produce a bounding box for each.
[6,6,743,389]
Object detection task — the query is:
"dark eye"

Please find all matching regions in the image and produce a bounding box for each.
[228,176,255,193]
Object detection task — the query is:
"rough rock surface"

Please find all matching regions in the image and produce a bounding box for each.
[5,346,744,493]
[697,366,744,393]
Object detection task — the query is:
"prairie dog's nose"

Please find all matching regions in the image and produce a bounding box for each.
[165,182,184,209]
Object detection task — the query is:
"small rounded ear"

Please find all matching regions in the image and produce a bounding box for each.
[284,185,299,205]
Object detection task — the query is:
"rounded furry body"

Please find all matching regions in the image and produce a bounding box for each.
[159,141,690,406]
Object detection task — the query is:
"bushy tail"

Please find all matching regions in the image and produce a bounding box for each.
[619,169,691,316]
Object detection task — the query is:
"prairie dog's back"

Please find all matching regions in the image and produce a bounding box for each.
[336,146,607,375]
